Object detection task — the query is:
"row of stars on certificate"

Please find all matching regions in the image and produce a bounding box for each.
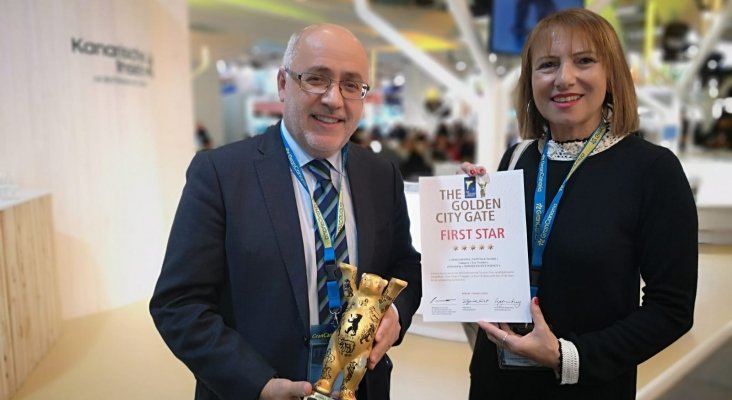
[453,244,495,251]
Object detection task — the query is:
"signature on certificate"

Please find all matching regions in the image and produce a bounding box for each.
[462,297,491,305]
[494,298,522,310]
[430,297,457,304]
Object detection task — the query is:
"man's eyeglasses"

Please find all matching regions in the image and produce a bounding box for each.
[284,68,370,100]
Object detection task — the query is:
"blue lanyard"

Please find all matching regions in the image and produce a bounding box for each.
[280,131,348,316]
[530,121,608,295]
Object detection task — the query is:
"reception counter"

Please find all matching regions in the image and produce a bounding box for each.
[0,192,60,400]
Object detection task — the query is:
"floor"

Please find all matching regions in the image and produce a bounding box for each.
[659,337,732,400]
[8,245,732,400]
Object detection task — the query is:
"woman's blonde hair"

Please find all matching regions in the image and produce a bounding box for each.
[515,8,639,139]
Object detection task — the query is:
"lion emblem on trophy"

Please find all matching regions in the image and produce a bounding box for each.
[310,263,407,400]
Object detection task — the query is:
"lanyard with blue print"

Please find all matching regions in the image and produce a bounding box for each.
[529,121,608,297]
[280,131,348,318]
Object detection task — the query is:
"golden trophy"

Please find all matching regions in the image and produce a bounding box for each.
[307,263,407,400]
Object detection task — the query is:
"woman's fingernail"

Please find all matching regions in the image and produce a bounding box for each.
[469,169,476,175]
[533,297,539,305]
[479,168,486,174]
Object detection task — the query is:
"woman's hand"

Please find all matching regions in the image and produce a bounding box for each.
[459,162,486,176]
[478,297,560,371]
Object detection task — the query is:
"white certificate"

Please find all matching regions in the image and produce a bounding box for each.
[419,171,531,322]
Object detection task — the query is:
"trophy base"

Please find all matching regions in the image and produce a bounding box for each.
[305,392,334,400]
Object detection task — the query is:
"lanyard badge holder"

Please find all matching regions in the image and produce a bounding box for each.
[498,122,607,370]
[305,194,346,385]
[280,132,350,387]
[307,254,344,386]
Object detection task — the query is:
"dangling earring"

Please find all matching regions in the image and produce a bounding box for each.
[602,103,613,124]
[602,91,613,125]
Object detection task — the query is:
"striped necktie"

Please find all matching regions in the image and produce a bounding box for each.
[307,159,349,324]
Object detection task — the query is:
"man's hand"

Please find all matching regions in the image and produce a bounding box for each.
[367,306,401,369]
[259,378,312,400]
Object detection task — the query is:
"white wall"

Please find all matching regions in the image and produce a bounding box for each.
[193,64,226,147]
[190,30,255,147]
[0,0,193,318]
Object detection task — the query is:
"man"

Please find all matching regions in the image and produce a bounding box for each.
[150,24,422,400]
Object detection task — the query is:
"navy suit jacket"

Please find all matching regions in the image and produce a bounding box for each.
[150,123,422,400]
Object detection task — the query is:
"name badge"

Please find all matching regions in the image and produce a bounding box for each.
[308,323,343,388]
[497,347,547,370]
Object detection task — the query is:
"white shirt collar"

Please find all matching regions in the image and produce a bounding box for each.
[280,122,345,175]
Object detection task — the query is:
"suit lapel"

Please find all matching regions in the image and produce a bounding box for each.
[346,145,377,273]
[255,125,310,332]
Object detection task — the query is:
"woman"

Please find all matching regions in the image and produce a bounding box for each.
[468,8,698,399]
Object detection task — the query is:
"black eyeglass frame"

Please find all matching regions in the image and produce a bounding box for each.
[284,67,370,100]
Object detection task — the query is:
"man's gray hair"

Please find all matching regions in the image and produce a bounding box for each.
[282,24,356,69]
[281,30,303,69]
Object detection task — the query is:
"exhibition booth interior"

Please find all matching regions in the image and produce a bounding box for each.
[1,0,732,399]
